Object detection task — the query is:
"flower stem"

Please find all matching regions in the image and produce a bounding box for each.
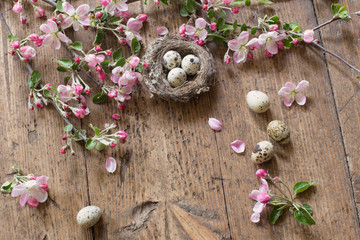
[41,0,56,8]
[312,16,340,31]
[0,13,87,141]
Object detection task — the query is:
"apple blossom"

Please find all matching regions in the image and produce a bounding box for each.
[40,19,69,50]
[228,31,250,64]
[12,3,22,14]
[303,29,315,43]
[85,54,105,67]
[278,80,309,107]
[61,3,90,31]
[20,46,36,59]
[185,18,208,41]
[105,0,128,15]
[230,140,245,153]
[35,7,45,18]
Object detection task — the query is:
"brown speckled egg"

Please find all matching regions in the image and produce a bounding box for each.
[251,141,274,164]
[167,68,187,87]
[267,120,290,144]
[162,50,182,70]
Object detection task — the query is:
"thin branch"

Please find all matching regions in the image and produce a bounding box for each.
[41,0,57,8]
[311,41,360,74]
[0,12,87,141]
[313,16,340,31]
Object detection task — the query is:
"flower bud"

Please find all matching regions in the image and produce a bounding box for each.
[36,101,43,108]
[32,0,38,2]
[21,16,27,24]
[256,169,268,179]
[34,37,43,47]
[118,103,126,110]
[108,90,118,99]
[30,176,36,180]
[74,84,84,95]
[28,198,39,208]
[247,52,254,60]
[110,143,116,148]
[232,8,239,13]
[293,38,299,45]
[179,25,186,34]
[62,136,67,140]
[112,113,121,120]
[10,50,15,55]
[303,29,315,43]
[143,62,148,68]
[20,46,36,59]
[269,24,279,31]
[12,41,20,49]
[107,50,112,56]
[196,40,204,46]
[265,49,273,58]
[60,147,66,154]
[138,14,147,22]
[96,66,102,72]
[97,71,106,82]
[120,39,126,45]
[202,5,208,10]
[35,7,45,18]
[101,0,111,6]
[210,22,217,31]
[117,130,128,142]
[95,12,103,19]
[74,108,86,118]
[40,183,48,191]
[29,34,39,41]
[257,192,271,204]
[95,46,102,51]
[118,26,124,32]
[276,41,284,50]
[129,56,140,68]
[224,56,231,65]
[12,3,22,14]
[85,88,91,95]
[181,34,186,39]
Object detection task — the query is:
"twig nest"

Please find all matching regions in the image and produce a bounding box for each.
[143,36,216,102]
[267,120,290,144]
[251,141,274,164]
[77,206,101,228]
[246,90,270,113]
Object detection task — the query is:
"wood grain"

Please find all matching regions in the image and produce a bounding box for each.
[0,0,359,239]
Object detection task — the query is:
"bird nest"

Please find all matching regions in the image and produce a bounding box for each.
[142,36,216,102]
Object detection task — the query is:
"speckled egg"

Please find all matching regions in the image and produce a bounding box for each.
[246,90,270,113]
[251,141,274,164]
[267,120,290,144]
[77,206,102,228]
[162,50,182,70]
[181,54,200,76]
[167,67,187,87]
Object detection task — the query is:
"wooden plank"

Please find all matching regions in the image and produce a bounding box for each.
[0,1,91,239]
[312,0,360,218]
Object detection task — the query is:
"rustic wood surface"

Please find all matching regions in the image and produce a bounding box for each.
[1,0,360,239]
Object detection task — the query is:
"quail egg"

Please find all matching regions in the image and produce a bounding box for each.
[162,50,181,70]
[251,141,274,164]
[77,206,102,228]
[167,67,187,87]
[246,90,270,113]
[267,120,290,144]
[181,54,200,76]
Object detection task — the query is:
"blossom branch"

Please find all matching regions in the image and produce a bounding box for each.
[312,16,340,31]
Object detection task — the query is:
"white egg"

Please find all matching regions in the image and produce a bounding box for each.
[77,206,102,228]
[167,68,187,87]
[181,54,200,76]
[251,141,274,164]
[267,120,290,144]
[246,90,270,113]
[162,50,182,70]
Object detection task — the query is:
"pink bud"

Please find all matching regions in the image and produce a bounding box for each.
[107,50,112,56]
[60,147,66,154]
[95,46,102,51]
[85,88,91,95]
[179,25,186,34]
[202,5,208,10]
[232,8,239,13]
[24,58,29,62]
[10,50,15,55]
[120,39,126,45]
[74,108,86,118]
[97,71,106,82]
[155,0,159,3]
[118,103,126,110]
[12,3,22,14]
[110,143,116,148]
[20,46,36,59]
[138,14,147,22]
[29,34,39,41]
[210,22,217,31]
[62,136,67,140]
[74,84,84,95]
[257,192,271,204]
[293,38,299,45]
[40,183,48,191]
[32,0,38,2]
[303,29,315,43]
[64,112,70,118]
[117,130,128,142]
[247,52,254,60]
[277,41,284,50]
[101,0,111,6]
[63,105,69,110]
[143,62,148,68]
[256,169,268,179]
[28,198,39,208]
[12,41,20,49]
[21,16,26,24]
[96,66,102,72]
[248,45,255,51]
[58,14,63,19]
[203,0,208,4]
[274,177,278,182]
[108,90,118,99]
[52,17,57,22]
[269,24,279,31]
[196,40,204,46]
[223,0,233,4]
[84,26,88,30]
[181,34,187,39]
[74,57,81,63]
[112,113,121,120]
[28,104,34,110]
[95,12,103,19]
[35,7,45,18]
[265,49,273,58]
[118,26,124,32]
[224,56,231,64]
[34,37,43,47]
[129,56,140,68]
[30,176,36,180]
[36,101,43,108]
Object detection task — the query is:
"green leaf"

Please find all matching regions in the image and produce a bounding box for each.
[250,27,258,35]
[302,204,313,215]
[216,18,225,28]
[68,41,83,51]
[331,3,342,15]
[282,38,295,48]
[101,61,110,72]
[92,92,108,104]
[245,0,251,6]
[207,9,215,19]
[220,24,234,32]
[269,16,279,24]
[28,70,42,89]
[74,129,87,141]
[64,124,73,132]
[85,139,96,150]
[113,48,123,61]
[294,207,316,225]
[130,38,141,53]
[207,34,226,45]
[8,34,19,41]
[1,181,14,194]
[56,66,68,72]
[233,20,238,32]
[269,205,284,224]
[160,0,168,5]
[95,142,106,151]
[56,0,64,12]
[115,57,126,67]
[293,181,315,194]
[180,5,189,17]
[240,23,247,32]
[43,89,52,98]
[230,0,244,6]
[58,59,73,68]
[83,63,90,71]
[184,0,197,13]
[93,30,104,44]
[71,62,80,71]
[257,0,272,4]
[283,22,301,33]
[339,10,351,21]
[94,126,100,136]
[12,165,22,174]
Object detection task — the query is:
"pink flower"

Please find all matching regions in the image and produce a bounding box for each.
[13,3,22,13]
[12,41,20,49]
[35,7,45,18]
[223,0,234,4]
[208,118,222,131]
[249,178,270,223]
[125,18,143,44]
[179,24,186,34]
[20,46,36,59]
[34,37,44,47]
[256,169,268,179]
[74,108,86,118]
[157,26,169,36]
[105,0,128,15]
[61,3,90,31]
[11,176,49,207]
[247,31,286,55]
[84,54,105,67]
[112,113,121,120]
[105,157,117,173]
[228,31,250,64]
[116,130,128,142]
[210,22,217,31]
[116,86,132,102]
[119,71,141,87]
[21,16,26,24]
[29,34,39,41]
[98,71,107,81]
[278,80,309,107]
[138,14,148,22]
[108,90,118,98]
[111,65,129,84]
[101,0,111,6]
[232,7,239,13]
[185,18,208,40]
[230,140,245,153]
[57,85,74,102]
[74,84,84,95]
[40,20,69,50]
[303,29,315,43]
[129,56,140,68]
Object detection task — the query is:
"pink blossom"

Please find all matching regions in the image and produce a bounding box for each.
[12,41,20,49]
[125,18,143,44]
[208,118,222,131]
[111,64,129,83]
[61,3,90,31]
[293,38,299,45]
[28,198,39,208]
[74,84,84,95]
[210,22,217,31]
[98,71,107,81]
[108,90,118,98]
[35,7,45,18]
[96,12,103,18]
[57,85,74,102]
[246,31,286,55]
[303,29,315,43]
[179,24,186,34]
[249,178,270,223]
[13,3,22,13]
[116,130,128,141]
[105,157,117,173]
[129,56,140,68]
[157,26,169,36]
[20,46,36,59]
[232,8,239,13]
[105,0,128,15]
[116,86,132,102]
[223,0,234,4]
[119,71,141,87]
[185,18,208,40]
[228,31,250,64]
[101,0,111,6]
[114,9,130,18]
[29,34,39,41]
[40,20,69,50]
[74,108,86,118]
[34,37,44,47]
[21,16,26,24]
[230,140,245,153]
[84,54,105,67]
[138,14,147,22]
[256,169,268,179]
[112,113,121,120]
[11,176,49,207]
[278,80,309,107]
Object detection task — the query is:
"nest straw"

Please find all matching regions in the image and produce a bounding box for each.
[142,36,216,102]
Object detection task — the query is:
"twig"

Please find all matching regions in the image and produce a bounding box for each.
[311,41,360,74]
[313,16,340,31]
[0,12,87,141]
[41,0,57,8]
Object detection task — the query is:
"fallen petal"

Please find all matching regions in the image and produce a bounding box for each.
[230,140,245,153]
[157,26,169,36]
[208,118,222,131]
[105,157,117,173]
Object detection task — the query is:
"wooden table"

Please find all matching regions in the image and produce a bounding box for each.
[1,0,360,239]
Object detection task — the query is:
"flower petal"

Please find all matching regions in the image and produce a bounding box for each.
[11,184,26,197]
[251,212,261,223]
[31,188,48,202]
[208,118,222,131]
[73,21,80,31]
[40,23,51,34]
[19,192,29,207]
[230,140,245,153]
[61,16,73,29]
[185,25,196,35]
[116,2,128,11]
[285,82,296,91]
[295,93,306,105]
[198,29,208,40]
[278,86,290,96]
[76,4,90,16]
[127,18,143,32]
[79,16,90,26]
[62,2,76,16]
[253,201,266,213]
[195,18,207,29]
[249,190,260,201]
[36,176,49,185]
[228,39,241,51]
[237,31,249,45]
[284,95,294,107]
[57,32,69,43]
[295,80,309,92]
[157,26,169,36]
[266,40,278,55]
[106,157,117,173]
[233,50,247,64]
